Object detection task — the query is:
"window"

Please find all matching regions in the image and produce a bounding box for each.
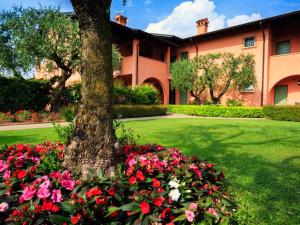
[241,84,254,93]
[276,41,290,55]
[244,37,255,48]
[181,51,189,60]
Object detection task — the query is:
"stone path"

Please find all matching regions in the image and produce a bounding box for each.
[0,113,265,131]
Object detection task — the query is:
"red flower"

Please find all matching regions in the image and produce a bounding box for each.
[152,178,161,188]
[42,200,60,212]
[70,214,81,224]
[107,187,116,196]
[161,207,171,219]
[17,170,27,179]
[140,202,150,214]
[85,187,102,198]
[136,170,145,181]
[78,197,84,204]
[126,167,134,176]
[95,196,106,205]
[129,176,137,185]
[154,197,165,207]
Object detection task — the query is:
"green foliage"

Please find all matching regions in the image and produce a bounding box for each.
[113,120,139,145]
[168,105,264,118]
[60,106,77,122]
[53,123,74,144]
[61,83,82,105]
[0,77,51,112]
[226,99,243,107]
[263,105,300,122]
[38,148,62,173]
[112,44,122,70]
[170,53,256,104]
[114,105,167,118]
[114,82,159,105]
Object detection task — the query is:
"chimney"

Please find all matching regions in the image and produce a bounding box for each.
[115,14,128,26]
[196,18,209,35]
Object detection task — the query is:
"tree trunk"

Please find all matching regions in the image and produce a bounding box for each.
[63,0,118,177]
[49,71,71,112]
[190,91,201,105]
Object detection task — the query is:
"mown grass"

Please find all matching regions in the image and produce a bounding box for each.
[0,118,299,224]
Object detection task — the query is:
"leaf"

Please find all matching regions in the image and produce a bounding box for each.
[120,202,140,212]
[221,217,229,225]
[48,214,68,224]
[172,215,186,222]
[61,201,77,214]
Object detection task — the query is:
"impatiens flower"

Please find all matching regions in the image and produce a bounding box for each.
[154,197,165,207]
[126,167,134,176]
[208,207,218,217]
[128,158,136,167]
[152,178,161,188]
[161,207,171,219]
[107,187,116,196]
[60,179,75,191]
[51,189,63,203]
[49,171,62,179]
[20,186,36,201]
[169,189,181,202]
[0,202,9,212]
[189,202,198,211]
[70,214,82,224]
[40,180,51,189]
[140,202,150,214]
[36,188,51,199]
[136,170,145,181]
[85,187,102,198]
[17,170,27,179]
[129,176,137,185]
[42,200,60,212]
[3,170,11,179]
[185,210,195,222]
[168,180,180,189]
[0,160,9,172]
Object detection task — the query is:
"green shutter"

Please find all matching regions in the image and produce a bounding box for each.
[180,90,187,104]
[276,41,290,55]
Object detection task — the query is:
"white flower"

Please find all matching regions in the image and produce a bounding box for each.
[169,189,181,202]
[0,202,9,212]
[169,180,180,189]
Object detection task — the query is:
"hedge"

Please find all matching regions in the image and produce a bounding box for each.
[0,77,51,112]
[263,105,300,122]
[114,105,167,118]
[168,105,264,118]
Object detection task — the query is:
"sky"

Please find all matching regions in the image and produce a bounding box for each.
[1,0,300,37]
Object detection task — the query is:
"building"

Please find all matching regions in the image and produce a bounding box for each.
[35,10,300,106]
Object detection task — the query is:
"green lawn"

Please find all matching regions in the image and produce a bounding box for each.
[0,118,299,225]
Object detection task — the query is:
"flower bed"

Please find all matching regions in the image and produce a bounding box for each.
[0,110,62,125]
[0,143,234,224]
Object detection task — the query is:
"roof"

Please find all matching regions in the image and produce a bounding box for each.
[182,9,300,43]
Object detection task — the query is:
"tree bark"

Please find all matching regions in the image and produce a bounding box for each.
[63,0,118,177]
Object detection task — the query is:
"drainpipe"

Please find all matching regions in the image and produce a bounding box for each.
[136,43,139,85]
[260,21,266,106]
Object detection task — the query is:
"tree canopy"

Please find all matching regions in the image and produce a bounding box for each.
[171,52,256,104]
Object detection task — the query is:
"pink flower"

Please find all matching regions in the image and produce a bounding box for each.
[0,160,9,172]
[20,186,36,201]
[185,210,195,222]
[36,188,51,199]
[60,179,75,191]
[3,170,11,179]
[51,189,63,203]
[128,158,136,167]
[208,207,218,217]
[61,170,71,180]
[189,202,198,211]
[0,202,9,212]
[49,171,62,179]
[40,180,51,189]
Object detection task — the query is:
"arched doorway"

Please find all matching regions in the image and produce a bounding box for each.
[270,75,300,105]
[143,78,164,104]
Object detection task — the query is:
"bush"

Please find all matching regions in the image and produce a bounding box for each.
[114,105,167,118]
[0,77,51,112]
[226,99,243,107]
[168,105,264,118]
[61,83,82,105]
[60,105,77,122]
[263,105,300,122]
[15,110,32,121]
[0,143,234,225]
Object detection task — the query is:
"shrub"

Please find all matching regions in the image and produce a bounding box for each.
[263,105,300,122]
[114,105,168,118]
[0,112,10,123]
[0,77,51,112]
[53,123,75,144]
[61,83,82,105]
[15,110,32,121]
[226,99,243,107]
[0,143,234,225]
[168,105,264,118]
[60,105,77,122]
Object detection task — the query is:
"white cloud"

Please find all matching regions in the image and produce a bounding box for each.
[227,13,262,27]
[145,0,262,38]
[145,0,152,5]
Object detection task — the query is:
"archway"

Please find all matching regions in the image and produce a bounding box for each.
[269,75,300,105]
[143,78,164,104]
